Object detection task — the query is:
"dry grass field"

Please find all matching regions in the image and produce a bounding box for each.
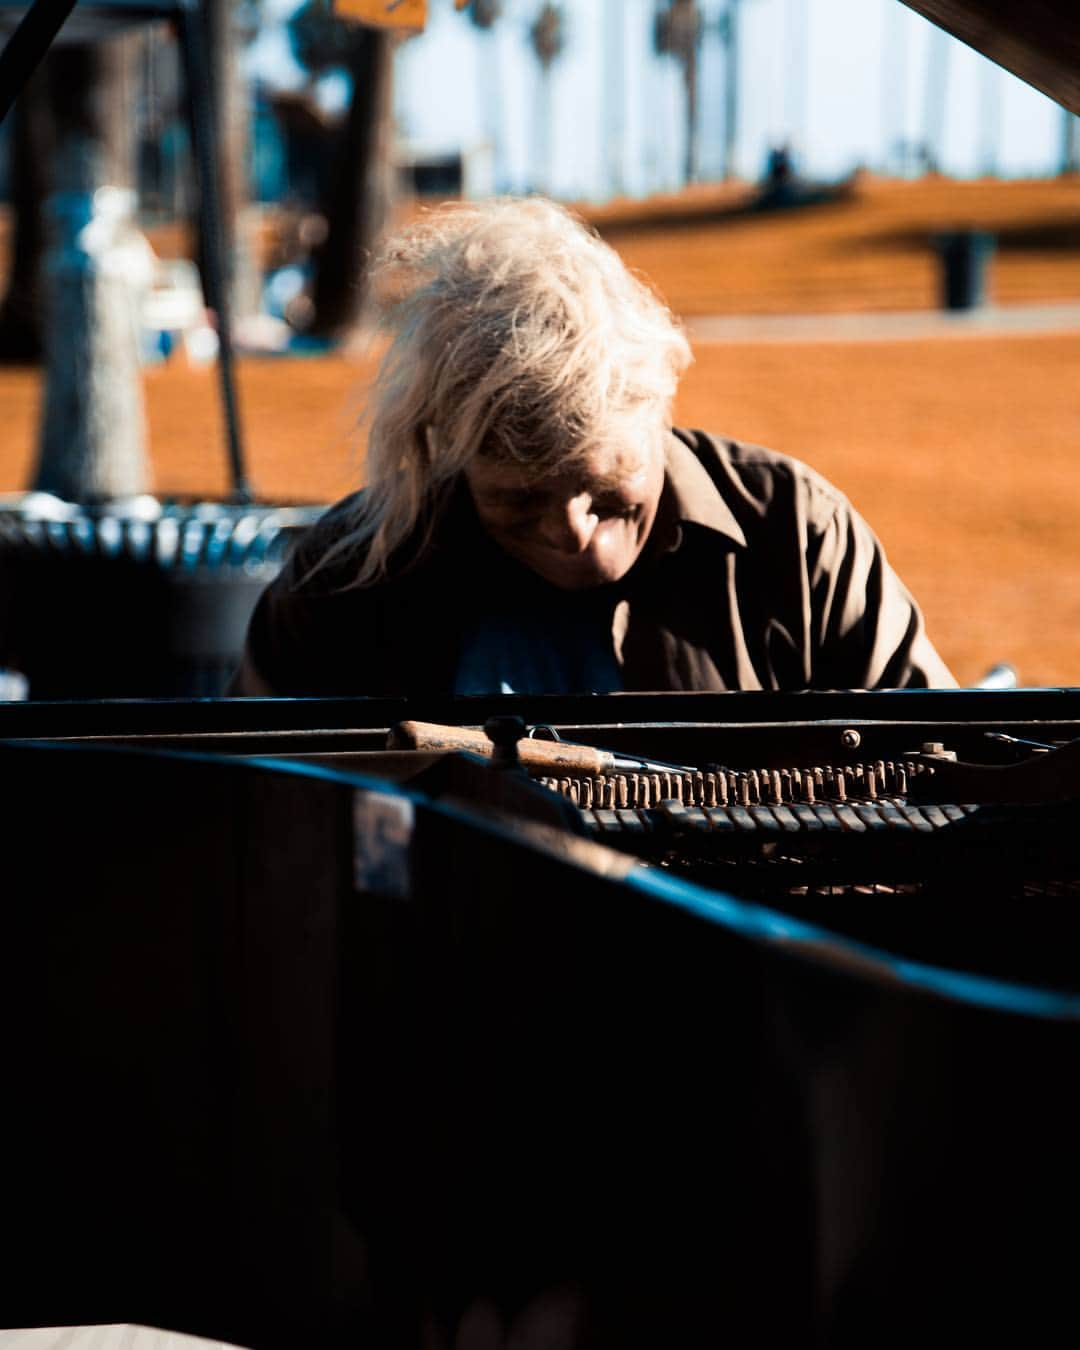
[2,174,1079,687]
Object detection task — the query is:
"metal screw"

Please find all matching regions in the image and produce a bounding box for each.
[841,728,861,749]
[919,741,958,761]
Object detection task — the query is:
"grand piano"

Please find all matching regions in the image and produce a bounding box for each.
[3,684,1080,1347]
[2,0,1080,1346]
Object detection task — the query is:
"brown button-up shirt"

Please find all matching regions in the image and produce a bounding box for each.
[229,429,955,696]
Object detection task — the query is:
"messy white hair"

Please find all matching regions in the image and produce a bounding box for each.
[323,196,692,587]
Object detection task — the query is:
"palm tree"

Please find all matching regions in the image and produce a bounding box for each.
[921,25,950,174]
[467,0,502,25]
[723,0,742,183]
[529,3,565,194]
[655,0,702,185]
[977,58,1001,177]
[879,0,907,174]
[782,0,807,168]
[466,0,505,192]
[603,0,626,198]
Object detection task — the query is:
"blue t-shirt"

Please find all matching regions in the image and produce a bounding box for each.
[453,589,623,695]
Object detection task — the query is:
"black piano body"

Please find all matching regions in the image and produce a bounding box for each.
[2,688,1080,1346]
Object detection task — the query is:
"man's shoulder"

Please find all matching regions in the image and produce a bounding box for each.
[277,483,475,605]
[282,490,368,597]
[672,428,848,527]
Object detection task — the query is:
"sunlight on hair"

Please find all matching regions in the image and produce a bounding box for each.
[315,197,691,588]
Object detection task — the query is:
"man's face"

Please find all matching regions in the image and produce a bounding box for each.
[464,432,666,590]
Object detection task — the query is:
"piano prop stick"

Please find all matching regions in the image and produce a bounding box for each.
[388,719,693,777]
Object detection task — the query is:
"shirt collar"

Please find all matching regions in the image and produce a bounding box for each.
[656,429,747,550]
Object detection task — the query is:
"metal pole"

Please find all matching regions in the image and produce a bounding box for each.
[176,0,253,504]
[0,0,78,128]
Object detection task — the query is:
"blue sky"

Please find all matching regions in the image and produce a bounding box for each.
[247,0,1072,199]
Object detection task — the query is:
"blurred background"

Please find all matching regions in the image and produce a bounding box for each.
[0,0,1078,691]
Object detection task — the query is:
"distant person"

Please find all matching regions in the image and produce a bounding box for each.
[229,197,955,697]
[765,143,794,189]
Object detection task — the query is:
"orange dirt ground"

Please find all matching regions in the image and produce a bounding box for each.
[2,175,1079,688]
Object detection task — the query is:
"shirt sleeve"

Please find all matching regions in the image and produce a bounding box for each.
[225,583,288,696]
[225,521,342,696]
[225,493,367,697]
[809,495,957,690]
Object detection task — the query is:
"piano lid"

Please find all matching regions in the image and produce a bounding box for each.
[899,0,1080,116]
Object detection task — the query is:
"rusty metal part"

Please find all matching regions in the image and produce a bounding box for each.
[919,742,956,760]
[526,722,693,775]
[908,738,1080,804]
[536,759,929,810]
[578,799,979,838]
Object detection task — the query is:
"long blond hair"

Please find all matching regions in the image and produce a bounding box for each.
[320,196,691,587]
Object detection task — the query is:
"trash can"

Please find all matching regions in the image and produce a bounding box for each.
[0,498,324,699]
[934,230,994,310]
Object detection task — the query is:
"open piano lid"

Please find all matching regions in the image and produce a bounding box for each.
[900,0,1080,115]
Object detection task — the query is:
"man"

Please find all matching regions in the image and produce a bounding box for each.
[229,197,954,697]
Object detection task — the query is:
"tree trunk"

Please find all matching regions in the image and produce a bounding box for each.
[921,26,950,174]
[535,66,554,194]
[307,26,394,338]
[30,39,151,502]
[722,0,740,181]
[683,43,699,184]
[604,0,625,198]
